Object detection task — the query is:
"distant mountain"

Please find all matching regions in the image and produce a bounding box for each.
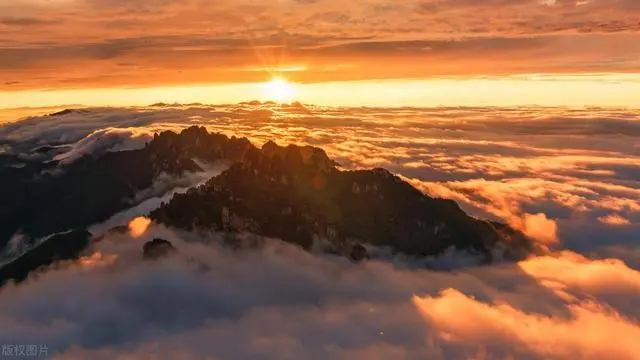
[0,126,535,285]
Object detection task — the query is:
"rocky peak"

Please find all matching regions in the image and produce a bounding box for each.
[151,133,535,261]
[149,126,254,165]
[142,238,177,260]
[261,140,336,174]
[0,126,536,273]
[47,109,78,117]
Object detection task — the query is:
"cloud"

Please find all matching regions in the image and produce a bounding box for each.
[1,0,640,89]
[413,288,640,360]
[595,244,640,270]
[88,161,228,235]
[53,127,153,164]
[2,104,637,255]
[127,217,151,238]
[0,99,638,359]
[0,17,59,26]
[0,224,638,359]
[598,214,632,226]
[522,213,559,245]
[518,252,640,313]
[0,82,638,359]
[412,250,640,358]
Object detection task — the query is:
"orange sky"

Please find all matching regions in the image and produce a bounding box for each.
[1,0,640,106]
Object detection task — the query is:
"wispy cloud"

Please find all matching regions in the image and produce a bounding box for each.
[1,1,640,89]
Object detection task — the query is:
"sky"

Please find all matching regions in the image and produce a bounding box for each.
[1,2,640,358]
[2,0,640,107]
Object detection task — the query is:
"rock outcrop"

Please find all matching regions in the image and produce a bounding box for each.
[151,128,534,262]
[143,238,177,260]
[0,126,535,286]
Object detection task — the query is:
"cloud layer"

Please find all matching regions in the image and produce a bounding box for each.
[0,224,638,359]
[0,104,638,358]
[4,104,636,253]
[1,0,640,89]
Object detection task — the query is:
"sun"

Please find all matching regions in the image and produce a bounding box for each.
[261,77,297,103]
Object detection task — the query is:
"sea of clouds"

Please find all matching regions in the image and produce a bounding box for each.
[1,224,639,359]
[0,103,638,359]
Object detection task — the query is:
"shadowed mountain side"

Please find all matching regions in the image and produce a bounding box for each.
[0,147,201,243]
[0,126,535,287]
[151,127,534,262]
[0,127,256,245]
[0,230,91,286]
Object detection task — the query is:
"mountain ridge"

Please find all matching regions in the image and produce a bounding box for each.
[151,127,534,261]
[0,125,536,285]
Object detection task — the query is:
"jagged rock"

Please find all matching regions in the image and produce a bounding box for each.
[0,126,253,245]
[0,126,535,273]
[142,238,177,260]
[350,243,369,262]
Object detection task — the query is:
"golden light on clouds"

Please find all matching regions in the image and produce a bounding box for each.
[77,252,118,269]
[411,251,640,360]
[1,0,640,106]
[412,288,640,360]
[2,74,640,109]
[128,216,151,238]
[598,214,632,226]
[247,65,308,73]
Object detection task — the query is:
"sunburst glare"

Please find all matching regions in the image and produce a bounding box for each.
[260,77,297,103]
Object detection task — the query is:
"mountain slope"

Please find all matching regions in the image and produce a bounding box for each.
[151,127,534,261]
[0,230,91,286]
[0,126,535,284]
[0,126,255,245]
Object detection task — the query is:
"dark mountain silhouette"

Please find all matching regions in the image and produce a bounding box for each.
[143,238,177,260]
[151,128,533,262]
[0,126,535,286]
[0,127,255,244]
[0,230,91,286]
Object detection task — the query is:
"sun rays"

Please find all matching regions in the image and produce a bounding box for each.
[260,77,297,103]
